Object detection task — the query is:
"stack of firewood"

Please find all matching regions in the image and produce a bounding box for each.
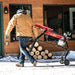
[25,42,55,60]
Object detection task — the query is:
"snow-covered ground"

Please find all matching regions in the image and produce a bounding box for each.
[0,61,75,75]
[0,50,75,75]
[0,50,75,62]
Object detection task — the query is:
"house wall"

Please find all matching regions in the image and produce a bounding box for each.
[0,0,75,54]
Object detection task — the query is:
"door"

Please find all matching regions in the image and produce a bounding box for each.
[0,3,4,56]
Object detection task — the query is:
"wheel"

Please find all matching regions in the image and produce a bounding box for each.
[60,57,64,64]
[60,59,64,64]
[64,59,70,65]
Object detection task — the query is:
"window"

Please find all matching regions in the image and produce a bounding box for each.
[69,8,75,39]
[9,4,32,42]
[43,5,75,41]
[70,8,75,31]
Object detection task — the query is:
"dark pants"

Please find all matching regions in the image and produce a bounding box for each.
[18,36,35,65]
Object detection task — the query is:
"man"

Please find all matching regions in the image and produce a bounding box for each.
[5,9,38,67]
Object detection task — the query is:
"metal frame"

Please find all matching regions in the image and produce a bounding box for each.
[30,30,69,59]
[29,24,70,65]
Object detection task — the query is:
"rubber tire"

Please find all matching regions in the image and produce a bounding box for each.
[60,59,64,64]
[64,59,69,65]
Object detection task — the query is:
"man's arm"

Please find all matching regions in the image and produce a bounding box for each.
[5,14,17,39]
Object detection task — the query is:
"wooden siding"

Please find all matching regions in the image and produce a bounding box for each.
[0,0,75,53]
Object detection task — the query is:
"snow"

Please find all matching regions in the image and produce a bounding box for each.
[0,50,75,62]
[67,51,75,60]
[0,56,19,62]
[0,51,75,75]
[0,62,75,75]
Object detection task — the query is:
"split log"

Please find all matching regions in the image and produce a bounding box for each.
[38,46,43,51]
[34,42,39,47]
[35,51,40,56]
[29,44,32,48]
[32,47,36,52]
[45,49,49,54]
[26,47,30,52]
[52,56,55,59]
[41,51,45,56]
[37,55,42,60]
[33,55,37,59]
[43,55,48,59]
[48,52,52,57]
[30,51,34,56]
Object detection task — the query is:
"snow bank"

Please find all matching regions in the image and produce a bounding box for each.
[0,51,75,62]
[67,51,75,60]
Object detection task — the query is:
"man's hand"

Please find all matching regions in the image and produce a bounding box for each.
[5,34,9,40]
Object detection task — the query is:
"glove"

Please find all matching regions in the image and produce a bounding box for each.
[5,34,9,40]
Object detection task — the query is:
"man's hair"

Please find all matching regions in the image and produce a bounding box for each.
[16,9,27,14]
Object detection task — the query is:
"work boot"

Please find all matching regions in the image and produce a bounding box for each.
[33,61,37,67]
[16,63,24,67]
